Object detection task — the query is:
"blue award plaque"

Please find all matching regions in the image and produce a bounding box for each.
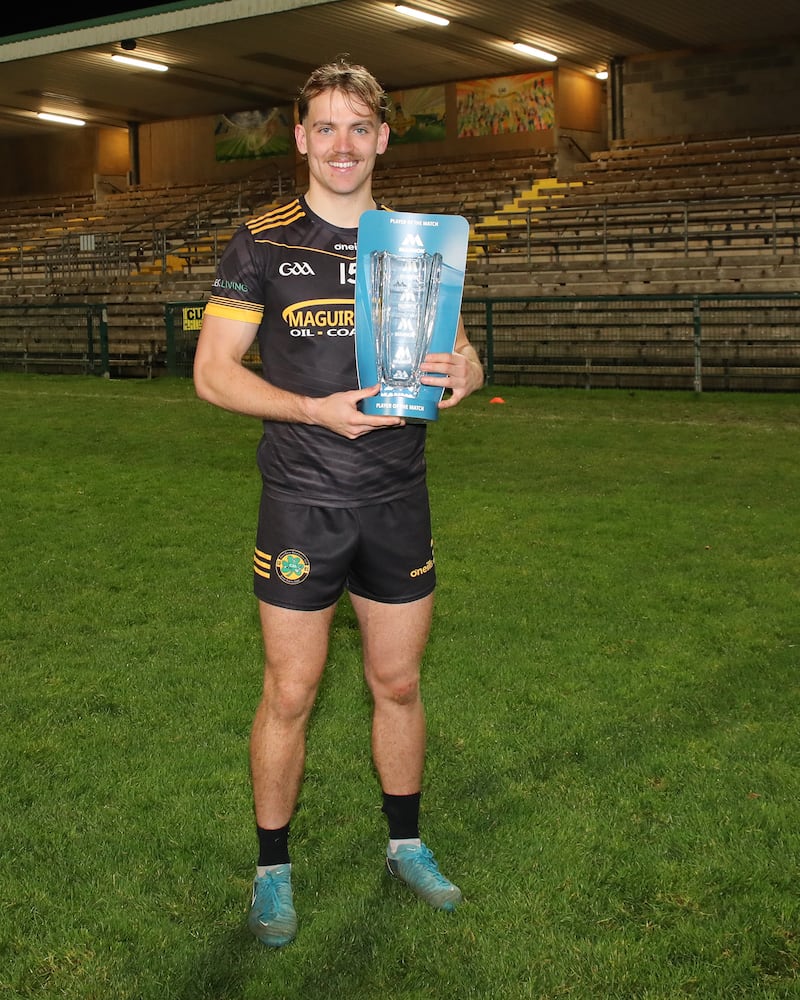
[355,210,469,421]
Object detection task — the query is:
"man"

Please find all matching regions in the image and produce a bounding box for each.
[193,58,483,948]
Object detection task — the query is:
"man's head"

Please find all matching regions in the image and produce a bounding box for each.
[297,57,390,125]
[294,58,391,211]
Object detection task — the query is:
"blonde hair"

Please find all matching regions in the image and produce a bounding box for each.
[297,57,390,123]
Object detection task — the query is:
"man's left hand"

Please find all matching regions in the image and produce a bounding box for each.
[420,348,484,409]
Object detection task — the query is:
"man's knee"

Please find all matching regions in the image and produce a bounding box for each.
[367,667,421,706]
[260,669,320,722]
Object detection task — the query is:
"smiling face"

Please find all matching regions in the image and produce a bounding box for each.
[295,88,390,212]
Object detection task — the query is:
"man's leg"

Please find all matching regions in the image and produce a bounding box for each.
[350,592,461,911]
[350,592,432,795]
[251,599,335,825]
[248,600,335,947]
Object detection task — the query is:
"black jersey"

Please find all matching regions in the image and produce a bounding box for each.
[204,196,427,506]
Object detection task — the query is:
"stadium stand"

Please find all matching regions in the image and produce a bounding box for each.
[469,134,800,298]
[0,152,554,374]
[2,137,800,387]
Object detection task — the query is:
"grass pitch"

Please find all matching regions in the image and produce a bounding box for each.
[1,374,798,999]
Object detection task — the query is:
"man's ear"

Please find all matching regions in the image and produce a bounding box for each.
[295,122,307,155]
[377,121,390,155]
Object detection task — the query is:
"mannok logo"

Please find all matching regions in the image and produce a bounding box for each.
[282,298,355,338]
[400,233,424,249]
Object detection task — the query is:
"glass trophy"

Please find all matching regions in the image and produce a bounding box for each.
[356,210,469,422]
[370,249,443,395]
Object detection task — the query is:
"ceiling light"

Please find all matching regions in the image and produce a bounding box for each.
[596,69,609,80]
[394,5,449,27]
[37,112,86,126]
[111,53,168,72]
[512,41,557,62]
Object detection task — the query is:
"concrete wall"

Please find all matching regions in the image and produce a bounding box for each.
[555,68,607,177]
[136,73,589,188]
[620,41,800,142]
[0,70,603,197]
[4,41,800,197]
[0,126,128,198]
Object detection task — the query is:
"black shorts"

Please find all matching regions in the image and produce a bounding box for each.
[253,484,436,610]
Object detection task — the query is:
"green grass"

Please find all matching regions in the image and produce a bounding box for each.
[1,374,798,999]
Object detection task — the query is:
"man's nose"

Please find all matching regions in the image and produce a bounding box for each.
[332,128,353,150]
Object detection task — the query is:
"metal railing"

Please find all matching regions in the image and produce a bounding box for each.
[3,294,798,391]
[163,294,800,392]
[471,193,800,265]
[462,293,800,392]
[0,171,291,279]
[0,302,108,374]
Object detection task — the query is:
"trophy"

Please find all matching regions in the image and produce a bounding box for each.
[355,210,469,422]
[371,248,442,395]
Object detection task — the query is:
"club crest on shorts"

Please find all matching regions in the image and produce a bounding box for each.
[275,549,311,585]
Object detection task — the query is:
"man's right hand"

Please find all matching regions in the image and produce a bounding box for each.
[306,384,405,439]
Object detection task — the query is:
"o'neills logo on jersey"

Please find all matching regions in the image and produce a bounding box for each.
[282,298,355,338]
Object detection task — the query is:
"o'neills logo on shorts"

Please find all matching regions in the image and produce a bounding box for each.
[409,557,434,579]
[276,549,311,585]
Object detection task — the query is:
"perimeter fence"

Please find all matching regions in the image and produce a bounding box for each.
[164,294,800,392]
[459,293,800,392]
[1,294,799,391]
[0,303,108,375]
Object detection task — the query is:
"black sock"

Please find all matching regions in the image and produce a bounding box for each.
[256,823,290,866]
[381,791,421,840]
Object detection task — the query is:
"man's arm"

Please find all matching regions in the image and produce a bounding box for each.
[193,312,404,439]
[193,312,308,420]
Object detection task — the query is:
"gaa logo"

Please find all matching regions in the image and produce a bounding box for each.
[275,549,311,585]
[279,261,315,276]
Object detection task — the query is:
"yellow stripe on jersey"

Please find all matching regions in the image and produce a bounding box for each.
[254,239,357,260]
[254,547,272,580]
[248,199,305,236]
[205,298,263,325]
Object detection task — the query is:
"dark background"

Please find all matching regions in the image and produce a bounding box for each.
[1,3,172,38]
